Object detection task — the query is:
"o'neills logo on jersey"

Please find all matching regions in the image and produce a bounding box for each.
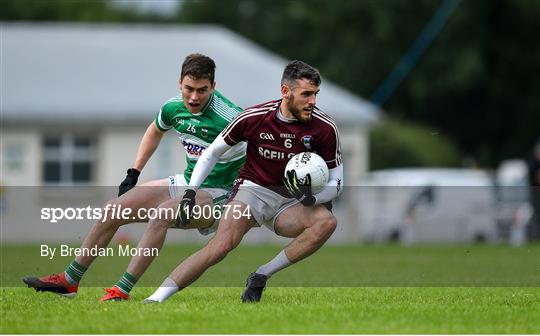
[259,132,275,141]
[258,146,295,160]
[182,140,206,156]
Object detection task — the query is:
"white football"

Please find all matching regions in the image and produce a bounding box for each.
[284,152,329,194]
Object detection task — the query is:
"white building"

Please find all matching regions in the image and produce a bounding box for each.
[1,23,380,243]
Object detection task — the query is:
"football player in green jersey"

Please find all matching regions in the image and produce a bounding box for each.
[23,54,246,301]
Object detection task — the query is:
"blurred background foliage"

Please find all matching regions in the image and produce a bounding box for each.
[370,119,460,170]
[2,0,538,169]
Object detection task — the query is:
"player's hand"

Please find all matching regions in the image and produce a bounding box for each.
[118,168,140,196]
[176,189,197,228]
[284,170,316,206]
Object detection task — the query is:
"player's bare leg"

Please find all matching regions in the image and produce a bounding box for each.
[241,204,336,302]
[144,201,256,302]
[101,190,223,301]
[274,204,337,261]
[123,191,214,279]
[76,179,171,268]
[23,179,171,297]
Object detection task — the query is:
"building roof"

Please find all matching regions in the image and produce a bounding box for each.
[2,23,380,126]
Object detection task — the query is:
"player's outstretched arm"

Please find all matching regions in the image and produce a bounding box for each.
[188,134,232,189]
[176,134,232,226]
[118,122,165,196]
[133,122,166,172]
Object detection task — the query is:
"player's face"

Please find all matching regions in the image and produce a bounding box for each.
[285,79,320,124]
[180,76,215,114]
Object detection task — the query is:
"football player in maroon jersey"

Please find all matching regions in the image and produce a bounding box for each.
[145,60,343,303]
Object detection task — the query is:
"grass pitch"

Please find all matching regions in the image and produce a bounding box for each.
[2,287,538,334]
[1,244,539,334]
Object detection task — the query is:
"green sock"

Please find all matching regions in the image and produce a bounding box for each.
[114,272,138,295]
[64,260,87,284]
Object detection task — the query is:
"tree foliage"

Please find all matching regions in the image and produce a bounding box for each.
[370,119,461,170]
[2,0,538,167]
[178,0,540,167]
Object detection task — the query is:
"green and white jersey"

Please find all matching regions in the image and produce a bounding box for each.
[155,90,246,189]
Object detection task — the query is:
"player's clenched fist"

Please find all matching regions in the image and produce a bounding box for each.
[118,168,140,196]
[176,189,196,228]
[284,170,316,206]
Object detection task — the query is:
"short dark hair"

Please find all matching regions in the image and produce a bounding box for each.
[181,53,216,82]
[281,60,321,88]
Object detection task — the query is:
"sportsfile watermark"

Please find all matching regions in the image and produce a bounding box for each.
[40,204,251,223]
[1,186,539,287]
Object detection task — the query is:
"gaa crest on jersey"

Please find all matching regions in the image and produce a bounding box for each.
[201,125,209,138]
[301,135,313,150]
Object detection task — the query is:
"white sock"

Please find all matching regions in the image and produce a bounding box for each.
[145,277,179,302]
[256,250,292,278]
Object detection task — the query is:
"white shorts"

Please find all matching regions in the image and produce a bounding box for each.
[168,174,229,235]
[230,179,299,232]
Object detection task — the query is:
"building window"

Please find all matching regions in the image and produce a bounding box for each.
[3,143,25,171]
[42,134,96,185]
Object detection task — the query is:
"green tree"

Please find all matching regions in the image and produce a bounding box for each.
[4,0,538,166]
[370,119,461,170]
[178,0,540,167]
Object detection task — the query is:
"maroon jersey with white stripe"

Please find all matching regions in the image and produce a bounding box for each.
[221,99,342,192]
